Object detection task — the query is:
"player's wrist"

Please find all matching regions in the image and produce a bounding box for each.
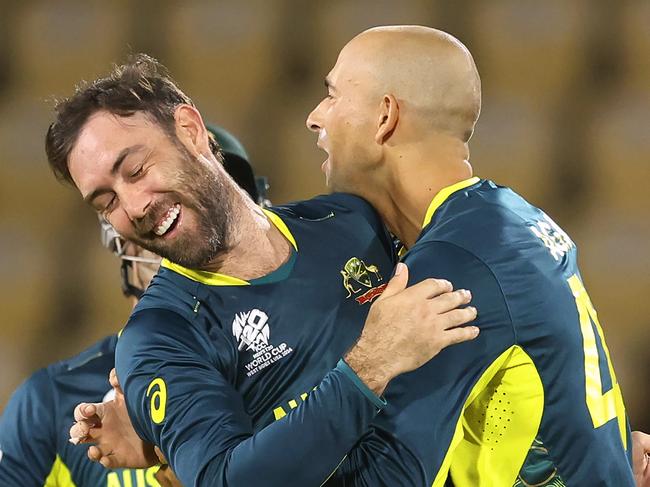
[336,358,388,408]
[343,342,393,396]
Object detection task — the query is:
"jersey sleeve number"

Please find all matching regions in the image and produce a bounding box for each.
[568,274,627,446]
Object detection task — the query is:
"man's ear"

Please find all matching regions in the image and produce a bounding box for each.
[375,94,399,144]
[173,104,210,156]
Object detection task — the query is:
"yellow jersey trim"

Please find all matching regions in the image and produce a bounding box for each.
[161,259,250,286]
[422,177,480,229]
[263,208,298,251]
[44,455,77,487]
[432,345,544,487]
[161,209,297,286]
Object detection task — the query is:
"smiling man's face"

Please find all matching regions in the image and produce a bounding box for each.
[305,38,384,194]
[68,109,233,268]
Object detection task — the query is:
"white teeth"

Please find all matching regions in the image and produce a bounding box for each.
[154,204,180,236]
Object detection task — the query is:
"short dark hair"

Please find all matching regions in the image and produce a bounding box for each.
[45,53,220,185]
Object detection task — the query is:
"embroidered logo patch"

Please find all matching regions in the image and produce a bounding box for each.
[340,257,387,304]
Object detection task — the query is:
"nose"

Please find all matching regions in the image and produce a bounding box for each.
[120,185,151,222]
[306,103,323,133]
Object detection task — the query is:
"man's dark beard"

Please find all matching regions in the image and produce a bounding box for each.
[130,148,234,269]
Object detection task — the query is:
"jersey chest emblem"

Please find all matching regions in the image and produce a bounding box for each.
[232,308,294,377]
[340,257,387,304]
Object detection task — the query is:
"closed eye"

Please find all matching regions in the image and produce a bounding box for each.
[130,165,144,178]
[324,77,336,99]
[103,194,118,214]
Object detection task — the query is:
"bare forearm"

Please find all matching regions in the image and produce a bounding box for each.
[344,336,393,396]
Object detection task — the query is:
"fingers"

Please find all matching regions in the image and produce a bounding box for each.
[100,455,114,469]
[88,445,103,462]
[155,465,183,487]
[377,263,409,300]
[439,306,478,330]
[70,418,105,445]
[74,403,93,422]
[69,421,89,444]
[428,289,472,314]
[407,277,454,300]
[632,431,650,476]
[74,402,105,422]
[633,431,650,450]
[154,446,168,465]
[87,445,117,469]
[442,325,480,346]
[91,402,105,419]
[71,401,107,445]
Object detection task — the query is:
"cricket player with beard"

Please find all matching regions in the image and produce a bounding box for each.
[60,29,650,486]
[46,54,479,487]
[0,126,269,487]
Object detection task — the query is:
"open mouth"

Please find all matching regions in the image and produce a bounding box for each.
[316,142,329,173]
[154,203,181,236]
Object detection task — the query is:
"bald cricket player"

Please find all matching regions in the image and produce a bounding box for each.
[306,25,635,486]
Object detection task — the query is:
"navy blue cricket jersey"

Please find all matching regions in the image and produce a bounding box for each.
[334,178,634,486]
[0,335,161,487]
[115,193,396,487]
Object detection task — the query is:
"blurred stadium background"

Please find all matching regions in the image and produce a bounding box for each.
[0,0,648,431]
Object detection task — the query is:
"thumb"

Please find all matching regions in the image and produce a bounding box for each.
[377,262,409,301]
[109,368,124,395]
[154,446,168,465]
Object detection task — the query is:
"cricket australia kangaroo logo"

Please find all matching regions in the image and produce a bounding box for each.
[232,308,293,377]
[340,257,387,305]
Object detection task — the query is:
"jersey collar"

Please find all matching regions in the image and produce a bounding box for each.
[421,177,480,228]
[161,208,297,286]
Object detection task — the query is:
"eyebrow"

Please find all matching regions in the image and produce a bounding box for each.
[82,145,145,204]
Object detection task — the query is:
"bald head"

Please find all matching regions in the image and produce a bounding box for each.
[340,26,481,142]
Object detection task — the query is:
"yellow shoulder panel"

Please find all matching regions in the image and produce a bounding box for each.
[433,345,545,487]
[44,455,77,487]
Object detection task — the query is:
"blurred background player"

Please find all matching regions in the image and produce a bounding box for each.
[0,126,267,487]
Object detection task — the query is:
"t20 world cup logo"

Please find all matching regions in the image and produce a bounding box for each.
[232,309,271,352]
